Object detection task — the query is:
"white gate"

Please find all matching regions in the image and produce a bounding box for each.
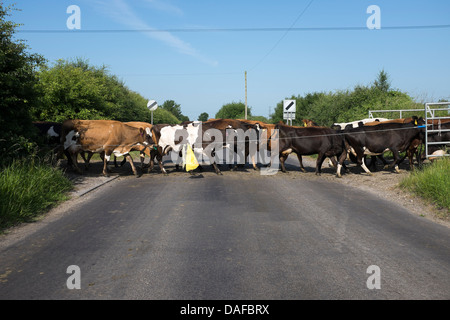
[424,102,450,159]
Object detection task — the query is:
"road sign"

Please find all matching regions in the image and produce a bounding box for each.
[147,100,158,124]
[284,100,295,112]
[283,100,296,123]
[147,100,158,111]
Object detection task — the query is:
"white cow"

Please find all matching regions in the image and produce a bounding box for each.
[332,118,391,130]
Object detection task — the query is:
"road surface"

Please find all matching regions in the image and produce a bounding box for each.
[1,160,449,301]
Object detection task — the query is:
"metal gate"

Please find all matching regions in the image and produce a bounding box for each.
[424,102,450,159]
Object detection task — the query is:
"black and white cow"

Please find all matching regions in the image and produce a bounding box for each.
[343,117,425,175]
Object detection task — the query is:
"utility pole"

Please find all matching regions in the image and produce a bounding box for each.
[245,71,247,120]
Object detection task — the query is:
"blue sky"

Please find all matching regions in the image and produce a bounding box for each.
[8,0,450,120]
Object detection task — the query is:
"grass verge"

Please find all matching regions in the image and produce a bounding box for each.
[399,157,450,215]
[0,158,73,231]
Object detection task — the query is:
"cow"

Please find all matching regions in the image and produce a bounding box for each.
[237,119,276,169]
[149,123,190,174]
[301,119,319,127]
[362,117,429,170]
[199,119,259,174]
[151,119,259,175]
[275,123,347,177]
[343,117,425,175]
[332,118,390,130]
[113,121,156,169]
[363,117,419,126]
[32,121,64,161]
[33,121,62,144]
[74,121,157,171]
[61,119,153,177]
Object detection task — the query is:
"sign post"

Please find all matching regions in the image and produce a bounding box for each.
[283,100,296,125]
[147,100,158,124]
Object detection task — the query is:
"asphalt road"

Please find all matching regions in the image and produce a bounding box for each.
[1,161,449,300]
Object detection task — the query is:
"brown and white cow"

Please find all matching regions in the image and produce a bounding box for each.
[61,119,153,176]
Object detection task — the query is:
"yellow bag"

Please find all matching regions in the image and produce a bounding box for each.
[185,144,199,172]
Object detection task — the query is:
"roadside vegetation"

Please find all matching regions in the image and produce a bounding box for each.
[400,158,450,215]
[0,157,73,230]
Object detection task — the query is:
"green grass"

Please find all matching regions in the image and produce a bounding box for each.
[400,157,450,214]
[0,158,73,231]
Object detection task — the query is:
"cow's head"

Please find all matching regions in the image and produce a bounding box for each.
[138,127,153,145]
[411,116,425,126]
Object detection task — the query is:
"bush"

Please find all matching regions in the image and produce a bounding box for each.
[400,158,450,213]
[0,135,38,168]
[0,157,73,230]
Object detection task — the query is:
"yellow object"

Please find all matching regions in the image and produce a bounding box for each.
[185,144,199,171]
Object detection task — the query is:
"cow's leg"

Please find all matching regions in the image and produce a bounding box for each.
[69,151,83,174]
[279,154,288,173]
[336,150,348,178]
[102,152,112,176]
[125,154,141,177]
[157,156,168,175]
[79,151,88,168]
[359,156,373,176]
[367,155,378,172]
[390,150,401,173]
[139,152,146,169]
[315,152,326,176]
[212,162,222,175]
[328,156,338,168]
[157,160,168,175]
[251,153,259,171]
[295,153,306,172]
[80,151,94,170]
[113,156,126,167]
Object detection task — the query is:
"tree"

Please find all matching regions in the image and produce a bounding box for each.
[0,3,44,139]
[269,71,418,126]
[160,100,189,122]
[34,58,160,123]
[373,69,391,93]
[198,112,209,122]
[215,101,251,119]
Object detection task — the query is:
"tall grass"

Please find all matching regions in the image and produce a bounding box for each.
[0,158,73,230]
[400,158,450,213]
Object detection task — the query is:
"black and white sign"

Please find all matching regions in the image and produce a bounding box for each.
[283,100,296,121]
[147,100,158,111]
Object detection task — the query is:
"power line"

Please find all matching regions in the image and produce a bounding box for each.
[17,24,450,34]
[249,0,316,72]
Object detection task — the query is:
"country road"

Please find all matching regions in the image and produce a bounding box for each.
[0,158,449,301]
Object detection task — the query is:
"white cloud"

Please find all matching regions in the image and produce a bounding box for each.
[93,0,218,66]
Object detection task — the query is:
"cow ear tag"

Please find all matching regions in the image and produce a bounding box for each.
[414,119,417,125]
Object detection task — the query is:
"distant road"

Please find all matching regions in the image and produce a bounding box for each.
[0,162,449,300]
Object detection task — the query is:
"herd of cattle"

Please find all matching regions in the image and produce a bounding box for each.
[32,115,450,178]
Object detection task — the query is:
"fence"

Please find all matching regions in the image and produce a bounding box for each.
[368,108,425,119]
[369,103,450,159]
[424,102,450,159]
